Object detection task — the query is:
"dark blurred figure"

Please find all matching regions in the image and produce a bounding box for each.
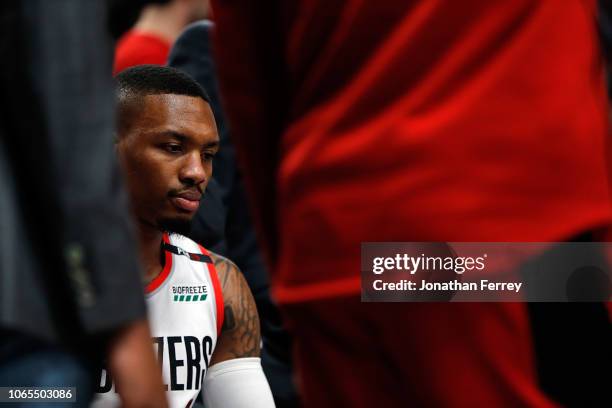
[107,0,169,40]
[0,1,167,406]
[211,1,611,407]
[168,21,301,407]
[600,0,612,57]
[113,0,209,74]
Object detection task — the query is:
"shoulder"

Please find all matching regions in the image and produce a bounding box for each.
[168,235,249,304]
[208,252,261,363]
[167,233,201,251]
[209,252,239,275]
[208,252,245,301]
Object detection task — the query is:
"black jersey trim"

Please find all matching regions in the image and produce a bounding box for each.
[161,242,213,264]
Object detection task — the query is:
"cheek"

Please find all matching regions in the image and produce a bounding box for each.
[205,162,214,178]
[123,152,174,203]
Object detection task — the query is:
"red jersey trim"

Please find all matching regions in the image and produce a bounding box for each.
[273,276,362,303]
[198,244,224,336]
[145,233,173,294]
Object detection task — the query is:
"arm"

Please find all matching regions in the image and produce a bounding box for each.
[107,320,168,408]
[211,254,261,363]
[203,255,275,407]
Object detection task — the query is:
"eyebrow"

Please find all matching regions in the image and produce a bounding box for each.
[153,130,220,148]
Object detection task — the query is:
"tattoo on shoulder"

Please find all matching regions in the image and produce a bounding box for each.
[212,254,237,291]
[210,253,261,361]
[222,306,236,331]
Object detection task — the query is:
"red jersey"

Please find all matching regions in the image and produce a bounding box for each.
[113,30,171,75]
[212,0,612,303]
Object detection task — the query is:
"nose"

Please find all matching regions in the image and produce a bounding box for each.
[179,151,207,187]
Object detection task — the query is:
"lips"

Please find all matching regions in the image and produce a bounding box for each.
[170,190,202,212]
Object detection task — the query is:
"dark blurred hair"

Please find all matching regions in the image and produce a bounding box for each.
[115,64,210,104]
[107,0,171,39]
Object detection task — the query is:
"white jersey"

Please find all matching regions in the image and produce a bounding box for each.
[92,233,224,408]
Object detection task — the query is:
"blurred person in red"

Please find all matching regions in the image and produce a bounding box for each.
[210,1,612,407]
[113,0,209,74]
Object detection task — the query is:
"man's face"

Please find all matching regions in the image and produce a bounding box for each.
[118,93,219,234]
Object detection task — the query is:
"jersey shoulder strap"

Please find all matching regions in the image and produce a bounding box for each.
[196,243,224,336]
[165,233,225,335]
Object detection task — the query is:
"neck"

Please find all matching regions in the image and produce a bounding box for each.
[136,219,165,283]
[134,3,190,44]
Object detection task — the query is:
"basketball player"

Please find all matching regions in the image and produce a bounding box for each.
[92,65,275,407]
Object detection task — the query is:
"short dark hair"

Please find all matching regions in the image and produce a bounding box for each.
[115,65,210,134]
[115,64,210,103]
